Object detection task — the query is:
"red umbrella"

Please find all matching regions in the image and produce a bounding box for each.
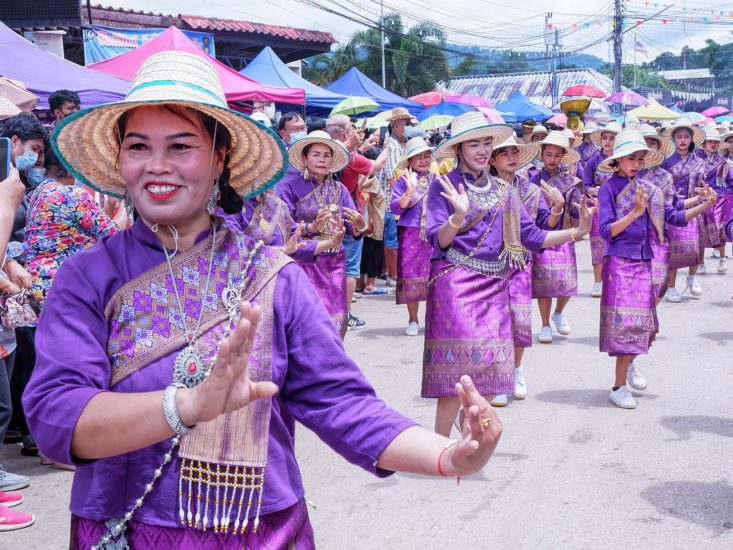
[446,93,494,109]
[409,90,448,107]
[562,85,606,98]
[702,105,730,118]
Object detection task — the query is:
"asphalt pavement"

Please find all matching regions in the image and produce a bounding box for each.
[3,243,732,549]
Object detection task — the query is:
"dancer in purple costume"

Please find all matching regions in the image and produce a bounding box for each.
[423,112,595,436]
[391,137,438,336]
[597,129,716,409]
[277,131,367,339]
[575,121,600,182]
[528,131,584,344]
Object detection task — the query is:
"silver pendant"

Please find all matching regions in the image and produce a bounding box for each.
[173,345,208,388]
[222,284,241,319]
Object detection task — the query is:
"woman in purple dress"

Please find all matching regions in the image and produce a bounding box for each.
[661,118,707,303]
[487,135,565,406]
[575,121,600,182]
[695,126,733,274]
[23,52,505,550]
[527,131,584,344]
[584,121,621,297]
[597,129,716,409]
[423,112,595,435]
[390,137,437,336]
[276,131,367,339]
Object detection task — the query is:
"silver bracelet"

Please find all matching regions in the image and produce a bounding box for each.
[163,383,193,436]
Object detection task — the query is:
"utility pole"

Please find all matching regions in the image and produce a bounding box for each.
[682,0,687,69]
[613,0,623,96]
[551,27,559,105]
[380,0,386,87]
[633,30,638,89]
[545,13,551,75]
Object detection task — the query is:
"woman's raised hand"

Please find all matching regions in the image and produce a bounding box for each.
[540,181,565,210]
[631,184,649,219]
[574,196,597,236]
[438,175,469,218]
[177,302,278,426]
[281,223,308,256]
[404,170,417,199]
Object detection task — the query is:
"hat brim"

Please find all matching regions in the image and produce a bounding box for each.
[287,136,350,174]
[642,134,676,160]
[663,124,705,148]
[434,124,514,159]
[398,144,434,169]
[598,146,664,172]
[52,99,286,199]
[590,127,620,147]
[492,142,537,169]
[720,130,733,142]
[528,141,580,165]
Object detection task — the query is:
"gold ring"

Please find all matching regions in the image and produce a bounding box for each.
[480,417,491,430]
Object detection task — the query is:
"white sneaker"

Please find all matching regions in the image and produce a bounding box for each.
[697,263,706,275]
[538,326,553,343]
[513,367,527,400]
[712,249,720,258]
[551,311,571,335]
[609,385,637,409]
[386,276,397,287]
[685,275,702,296]
[591,281,603,297]
[626,363,647,390]
[404,321,419,336]
[490,394,508,407]
[665,287,681,303]
[718,258,728,274]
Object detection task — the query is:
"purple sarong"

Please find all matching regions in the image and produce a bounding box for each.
[668,217,702,270]
[396,226,432,304]
[599,256,657,356]
[422,259,515,397]
[70,499,315,550]
[531,241,578,298]
[650,230,670,299]
[701,194,733,247]
[508,265,532,348]
[589,209,604,266]
[298,251,347,338]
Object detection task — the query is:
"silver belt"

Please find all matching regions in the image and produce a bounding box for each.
[445,247,510,279]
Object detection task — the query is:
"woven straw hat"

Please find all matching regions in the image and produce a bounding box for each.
[702,125,728,149]
[398,136,433,169]
[529,130,580,165]
[639,124,675,159]
[598,128,664,172]
[491,135,537,169]
[287,130,350,173]
[52,51,286,199]
[720,129,733,143]
[562,128,579,148]
[581,120,599,134]
[387,107,414,122]
[590,121,622,147]
[434,111,514,159]
[530,124,548,138]
[663,117,705,148]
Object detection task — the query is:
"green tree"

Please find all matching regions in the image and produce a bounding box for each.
[303,40,359,87]
[601,64,670,89]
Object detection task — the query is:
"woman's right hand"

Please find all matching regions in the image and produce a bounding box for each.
[631,184,649,219]
[176,302,278,426]
[438,175,469,219]
[575,196,597,236]
[404,171,417,199]
[0,168,24,211]
[309,210,332,233]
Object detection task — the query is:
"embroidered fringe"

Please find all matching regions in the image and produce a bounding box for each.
[178,459,266,534]
[498,244,529,270]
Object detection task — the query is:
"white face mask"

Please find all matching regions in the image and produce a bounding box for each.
[15,147,39,172]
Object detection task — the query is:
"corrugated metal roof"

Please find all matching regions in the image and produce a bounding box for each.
[180,15,333,44]
[657,68,712,81]
[440,69,618,108]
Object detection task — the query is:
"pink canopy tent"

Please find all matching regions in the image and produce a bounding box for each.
[88,27,304,105]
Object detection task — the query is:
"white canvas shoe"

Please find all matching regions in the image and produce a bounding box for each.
[712,249,720,258]
[718,258,728,274]
[551,311,571,335]
[538,326,553,343]
[685,275,702,296]
[609,385,637,409]
[591,281,602,297]
[404,321,419,336]
[665,287,681,303]
[513,367,527,400]
[626,363,647,390]
[490,394,508,407]
[697,263,706,275]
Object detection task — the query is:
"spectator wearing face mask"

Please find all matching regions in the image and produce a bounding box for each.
[277,112,307,149]
[48,90,81,126]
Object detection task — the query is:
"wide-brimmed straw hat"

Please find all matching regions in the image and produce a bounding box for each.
[663,117,705,148]
[288,130,350,173]
[491,135,537,169]
[398,136,433,169]
[387,107,414,122]
[529,130,580,165]
[52,51,286,199]
[590,121,622,147]
[530,124,548,138]
[580,120,599,134]
[721,129,733,142]
[639,124,675,159]
[598,128,664,172]
[433,111,514,159]
[562,128,579,148]
[702,126,729,149]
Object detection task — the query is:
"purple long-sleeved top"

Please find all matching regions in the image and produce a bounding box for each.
[390,172,432,227]
[695,149,733,195]
[661,152,704,198]
[582,150,609,193]
[637,166,684,211]
[426,169,548,262]
[23,216,414,527]
[528,168,580,226]
[599,174,687,260]
[575,140,598,182]
[517,173,554,229]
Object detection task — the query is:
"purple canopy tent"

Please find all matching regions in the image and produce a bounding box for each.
[0,22,129,109]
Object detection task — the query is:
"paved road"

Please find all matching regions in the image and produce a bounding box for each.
[3,244,732,549]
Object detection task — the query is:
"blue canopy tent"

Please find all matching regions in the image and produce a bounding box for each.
[326,68,423,114]
[240,47,349,116]
[495,91,553,123]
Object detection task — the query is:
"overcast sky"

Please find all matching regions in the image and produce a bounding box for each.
[113,0,733,63]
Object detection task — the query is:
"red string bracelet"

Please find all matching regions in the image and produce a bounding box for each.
[437,441,461,485]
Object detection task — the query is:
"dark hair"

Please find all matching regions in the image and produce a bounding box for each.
[49,90,80,112]
[671,127,696,153]
[43,142,63,169]
[278,111,303,132]
[363,146,382,161]
[608,159,620,170]
[306,117,326,133]
[0,112,48,142]
[116,105,241,214]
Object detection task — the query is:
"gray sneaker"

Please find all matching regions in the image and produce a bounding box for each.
[0,466,30,492]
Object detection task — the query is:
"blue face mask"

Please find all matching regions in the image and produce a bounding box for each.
[15,147,39,172]
[27,167,47,188]
[289,131,307,145]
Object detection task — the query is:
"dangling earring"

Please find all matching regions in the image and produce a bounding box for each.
[207,180,219,214]
[303,168,310,181]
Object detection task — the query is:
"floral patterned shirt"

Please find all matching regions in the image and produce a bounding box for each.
[24,181,117,307]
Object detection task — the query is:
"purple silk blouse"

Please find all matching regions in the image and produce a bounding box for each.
[390,172,432,227]
[695,149,733,195]
[582,150,609,193]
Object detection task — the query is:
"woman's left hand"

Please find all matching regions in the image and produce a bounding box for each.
[540,181,565,210]
[280,223,308,256]
[442,376,503,476]
[4,260,32,289]
[574,196,597,236]
[343,207,366,233]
